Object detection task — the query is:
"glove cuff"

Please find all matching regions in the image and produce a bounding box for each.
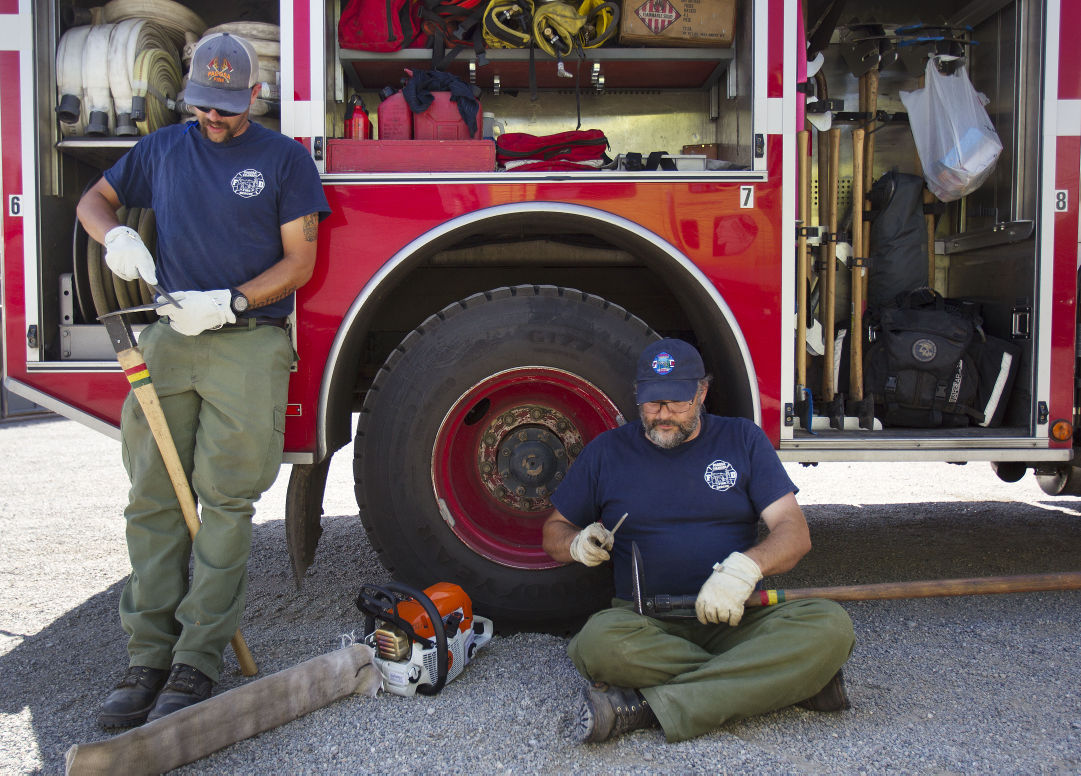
[714,551,763,585]
[104,225,140,246]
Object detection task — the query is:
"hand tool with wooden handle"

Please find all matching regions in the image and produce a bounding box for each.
[99,311,258,676]
[630,541,1081,618]
[821,127,841,401]
[849,127,866,400]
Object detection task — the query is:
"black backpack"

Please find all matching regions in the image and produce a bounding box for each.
[863,288,983,428]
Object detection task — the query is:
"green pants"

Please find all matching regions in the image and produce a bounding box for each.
[568,598,855,742]
[118,321,292,682]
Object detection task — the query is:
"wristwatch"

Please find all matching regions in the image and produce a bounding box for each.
[229,288,250,315]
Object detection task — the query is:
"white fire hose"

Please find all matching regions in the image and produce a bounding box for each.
[55,26,91,136]
[82,24,115,136]
[100,0,207,49]
[107,19,179,135]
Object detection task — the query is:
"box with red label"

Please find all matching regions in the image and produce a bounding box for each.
[326,139,495,172]
[619,0,736,47]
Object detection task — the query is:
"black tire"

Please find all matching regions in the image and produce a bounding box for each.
[1035,465,1081,496]
[354,285,658,631]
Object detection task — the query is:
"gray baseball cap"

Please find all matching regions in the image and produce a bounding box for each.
[180,33,259,115]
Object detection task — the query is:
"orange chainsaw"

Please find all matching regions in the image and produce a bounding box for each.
[355,581,493,696]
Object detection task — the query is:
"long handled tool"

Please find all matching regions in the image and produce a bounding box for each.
[100,310,258,677]
[630,541,1081,617]
[849,127,866,400]
[796,129,811,401]
[821,127,841,403]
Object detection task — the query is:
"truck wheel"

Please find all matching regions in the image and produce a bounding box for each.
[1035,465,1081,496]
[354,286,658,630]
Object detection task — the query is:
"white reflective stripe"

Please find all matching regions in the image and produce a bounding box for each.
[766,97,784,136]
[1058,99,1080,136]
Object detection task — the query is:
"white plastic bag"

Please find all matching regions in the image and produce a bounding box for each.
[900,57,1003,202]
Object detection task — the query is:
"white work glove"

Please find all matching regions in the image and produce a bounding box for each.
[103,225,158,285]
[155,289,235,336]
[568,522,615,567]
[695,551,763,626]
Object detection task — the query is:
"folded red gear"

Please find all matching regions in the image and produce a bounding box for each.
[496,129,609,167]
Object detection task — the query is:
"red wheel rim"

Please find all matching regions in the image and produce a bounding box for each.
[432,367,624,569]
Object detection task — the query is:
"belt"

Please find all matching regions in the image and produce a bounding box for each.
[219,316,289,330]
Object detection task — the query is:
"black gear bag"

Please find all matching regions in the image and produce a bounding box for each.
[863,288,983,428]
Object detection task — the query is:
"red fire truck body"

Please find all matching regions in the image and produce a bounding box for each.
[2,0,1078,626]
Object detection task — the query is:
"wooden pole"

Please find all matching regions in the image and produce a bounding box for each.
[114,344,258,677]
[822,127,841,401]
[746,572,1081,608]
[797,129,811,390]
[850,127,866,399]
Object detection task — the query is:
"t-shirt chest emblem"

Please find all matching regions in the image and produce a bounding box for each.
[231,168,265,198]
[704,459,738,491]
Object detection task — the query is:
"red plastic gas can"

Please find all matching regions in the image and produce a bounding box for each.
[377,87,412,140]
[413,92,482,140]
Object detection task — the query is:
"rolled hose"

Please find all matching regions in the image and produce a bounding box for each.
[81,24,116,136]
[100,0,207,49]
[132,47,182,134]
[56,26,91,133]
[108,18,178,135]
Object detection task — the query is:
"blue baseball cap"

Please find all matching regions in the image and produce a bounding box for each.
[180,33,260,115]
[635,338,706,404]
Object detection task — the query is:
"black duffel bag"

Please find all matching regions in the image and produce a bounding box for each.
[864,289,984,428]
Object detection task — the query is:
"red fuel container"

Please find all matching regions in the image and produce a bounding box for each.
[377,87,412,140]
[413,92,481,140]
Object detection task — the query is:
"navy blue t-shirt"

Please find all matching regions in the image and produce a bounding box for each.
[104,121,330,319]
[550,415,798,599]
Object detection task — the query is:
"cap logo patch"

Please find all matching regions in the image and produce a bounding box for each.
[206,56,234,85]
[652,352,675,375]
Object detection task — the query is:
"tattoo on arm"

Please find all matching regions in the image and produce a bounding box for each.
[260,286,298,307]
[302,213,318,243]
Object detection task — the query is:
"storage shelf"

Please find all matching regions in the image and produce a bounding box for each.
[340,47,733,92]
[56,138,137,168]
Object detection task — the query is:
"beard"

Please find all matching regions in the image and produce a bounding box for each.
[641,401,703,449]
[198,115,243,142]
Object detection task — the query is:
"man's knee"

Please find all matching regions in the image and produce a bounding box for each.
[568,607,642,676]
[792,598,856,661]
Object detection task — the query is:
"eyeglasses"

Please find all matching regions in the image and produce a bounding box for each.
[639,399,695,413]
[193,105,241,118]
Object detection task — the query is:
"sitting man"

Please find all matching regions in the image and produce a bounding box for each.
[542,338,855,743]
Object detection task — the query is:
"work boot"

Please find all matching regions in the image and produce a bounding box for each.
[146,664,214,722]
[797,669,852,712]
[99,665,169,729]
[574,681,658,743]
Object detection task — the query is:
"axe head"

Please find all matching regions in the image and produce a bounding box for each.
[631,541,645,615]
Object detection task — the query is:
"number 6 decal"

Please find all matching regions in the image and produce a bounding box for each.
[8,194,21,217]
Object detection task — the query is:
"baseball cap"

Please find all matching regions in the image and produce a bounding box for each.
[635,338,706,404]
[180,33,259,115]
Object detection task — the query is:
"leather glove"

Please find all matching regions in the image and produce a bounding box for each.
[155,289,235,336]
[103,225,158,285]
[568,522,615,567]
[695,551,763,626]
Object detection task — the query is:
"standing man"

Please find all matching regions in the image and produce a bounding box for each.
[77,33,330,728]
[542,338,855,743]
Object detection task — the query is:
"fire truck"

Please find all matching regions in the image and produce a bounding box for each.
[1,0,1078,628]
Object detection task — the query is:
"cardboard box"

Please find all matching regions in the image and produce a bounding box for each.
[681,143,722,159]
[326,139,496,173]
[619,0,737,47]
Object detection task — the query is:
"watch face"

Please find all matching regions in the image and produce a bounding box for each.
[232,292,249,313]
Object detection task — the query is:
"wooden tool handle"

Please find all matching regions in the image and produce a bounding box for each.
[850,128,866,399]
[822,127,841,400]
[796,129,811,388]
[116,346,258,677]
[746,572,1081,608]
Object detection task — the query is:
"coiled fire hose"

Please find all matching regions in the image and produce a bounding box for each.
[100,0,207,49]
[108,19,179,135]
[56,26,91,135]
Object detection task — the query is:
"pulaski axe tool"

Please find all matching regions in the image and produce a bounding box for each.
[630,541,1081,619]
[99,309,257,677]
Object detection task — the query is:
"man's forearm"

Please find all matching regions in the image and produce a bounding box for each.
[743,517,811,576]
[542,516,580,562]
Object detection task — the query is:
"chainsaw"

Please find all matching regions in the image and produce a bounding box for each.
[355,581,493,697]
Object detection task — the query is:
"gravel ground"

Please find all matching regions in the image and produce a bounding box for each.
[2,415,1081,774]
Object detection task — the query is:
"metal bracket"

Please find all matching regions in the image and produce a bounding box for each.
[1011,304,1032,340]
[492,74,501,96]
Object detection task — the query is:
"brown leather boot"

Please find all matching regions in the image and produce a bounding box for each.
[798,669,852,712]
[574,681,659,743]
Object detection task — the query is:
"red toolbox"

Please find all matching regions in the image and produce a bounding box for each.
[326,139,496,173]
